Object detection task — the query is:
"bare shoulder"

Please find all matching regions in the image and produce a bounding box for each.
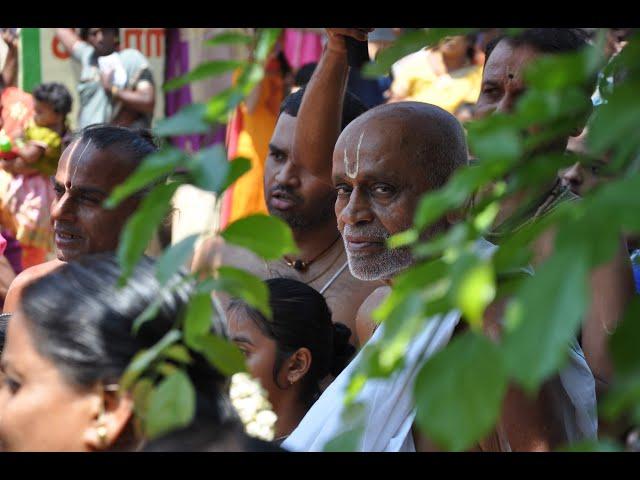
[4,259,65,313]
[355,286,392,346]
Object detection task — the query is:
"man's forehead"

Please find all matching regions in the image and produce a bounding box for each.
[271,113,296,148]
[484,41,541,81]
[56,139,133,187]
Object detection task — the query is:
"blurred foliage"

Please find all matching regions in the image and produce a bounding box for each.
[109,27,640,449]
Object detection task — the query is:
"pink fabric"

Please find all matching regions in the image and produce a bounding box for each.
[0,232,6,256]
[282,29,323,70]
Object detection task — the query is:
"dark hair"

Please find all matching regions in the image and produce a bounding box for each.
[79,28,119,41]
[19,253,238,442]
[228,278,354,407]
[0,313,10,356]
[280,86,368,132]
[294,63,317,88]
[74,124,158,165]
[33,82,73,116]
[485,28,590,64]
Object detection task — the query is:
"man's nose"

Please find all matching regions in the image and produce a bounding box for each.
[339,189,373,226]
[560,162,584,189]
[495,93,516,114]
[274,160,300,188]
[50,193,76,223]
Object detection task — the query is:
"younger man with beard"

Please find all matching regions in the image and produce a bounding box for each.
[192,88,381,346]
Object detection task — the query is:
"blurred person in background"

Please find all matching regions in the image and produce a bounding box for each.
[387,34,482,114]
[55,28,156,129]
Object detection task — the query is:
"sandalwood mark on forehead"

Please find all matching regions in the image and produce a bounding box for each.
[70,138,93,187]
[345,130,365,179]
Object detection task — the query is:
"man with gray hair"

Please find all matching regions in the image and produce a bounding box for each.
[281,28,596,452]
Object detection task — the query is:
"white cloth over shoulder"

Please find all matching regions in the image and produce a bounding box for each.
[282,310,462,452]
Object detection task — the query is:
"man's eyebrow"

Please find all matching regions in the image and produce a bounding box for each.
[481,79,501,87]
[268,143,287,155]
[69,186,109,197]
[231,335,253,345]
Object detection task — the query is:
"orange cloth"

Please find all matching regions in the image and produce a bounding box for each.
[221,60,284,227]
[0,87,34,138]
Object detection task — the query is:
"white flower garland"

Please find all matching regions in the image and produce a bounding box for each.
[230,372,278,441]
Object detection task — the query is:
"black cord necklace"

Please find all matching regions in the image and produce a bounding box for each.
[283,235,342,272]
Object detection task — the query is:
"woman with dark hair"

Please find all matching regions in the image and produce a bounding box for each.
[0,253,271,451]
[227,277,354,444]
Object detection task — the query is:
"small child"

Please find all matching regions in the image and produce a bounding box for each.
[0,82,72,268]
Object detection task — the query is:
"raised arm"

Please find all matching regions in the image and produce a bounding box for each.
[55,28,83,56]
[111,81,156,115]
[581,238,635,396]
[1,30,19,89]
[291,28,370,184]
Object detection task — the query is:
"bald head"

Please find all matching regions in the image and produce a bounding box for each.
[332,102,468,281]
[335,102,468,193]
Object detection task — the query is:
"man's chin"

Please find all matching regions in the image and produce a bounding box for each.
[346,249,413,282]
[55,247,85,263]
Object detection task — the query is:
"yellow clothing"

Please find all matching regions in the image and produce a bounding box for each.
[226,70,283,224]
[23,121,63,176]
[391,50,483,114]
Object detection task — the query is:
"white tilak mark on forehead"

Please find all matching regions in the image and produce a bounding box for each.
[71,138,93,186]
[345,130,365,179]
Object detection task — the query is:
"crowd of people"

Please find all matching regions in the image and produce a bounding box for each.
[0,27,636,451]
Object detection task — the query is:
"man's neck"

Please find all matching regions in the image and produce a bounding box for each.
[291,221,341,260]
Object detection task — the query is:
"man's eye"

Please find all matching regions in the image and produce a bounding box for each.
[54,186,65,197]
[335,184,352,196]
[81,195,101,204]
[3,377,20,394]
[372,184,394,195]
[270,151,286,162]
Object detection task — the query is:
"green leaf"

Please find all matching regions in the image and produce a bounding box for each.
[132,301,162,335]
[207,266,271,319]
[205,31,253,47]
[323,401,367,452]
[190,333,247,376]
[105,147,185,208]
[609,298,640,377]
[254,29,282,62]
[183,292,214,347]
[221,214,298,260]
[163,344,193,365]
[154,103,212,137]
[145,370,196,439]
[155,234,200,286]
[601,375,640,422]
[559,438,623,452]
[121,329,182,390]
[414,332,508,451]
[164,60,246,92]
[187,145,250,194]
[205,87,245,123]
[524,48,602,91]
[132,378,155,420]
[588,82,640,156]
[363,28,477,78]
[450,256,496,330]
[502,248,589,391]
[117,182,180,284]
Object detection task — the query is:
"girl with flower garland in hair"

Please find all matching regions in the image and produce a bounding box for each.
[0,253,280,451]
[227,277,355,444]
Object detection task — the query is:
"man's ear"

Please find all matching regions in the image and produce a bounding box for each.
[83,389,134,451]
[284,348,312,386]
